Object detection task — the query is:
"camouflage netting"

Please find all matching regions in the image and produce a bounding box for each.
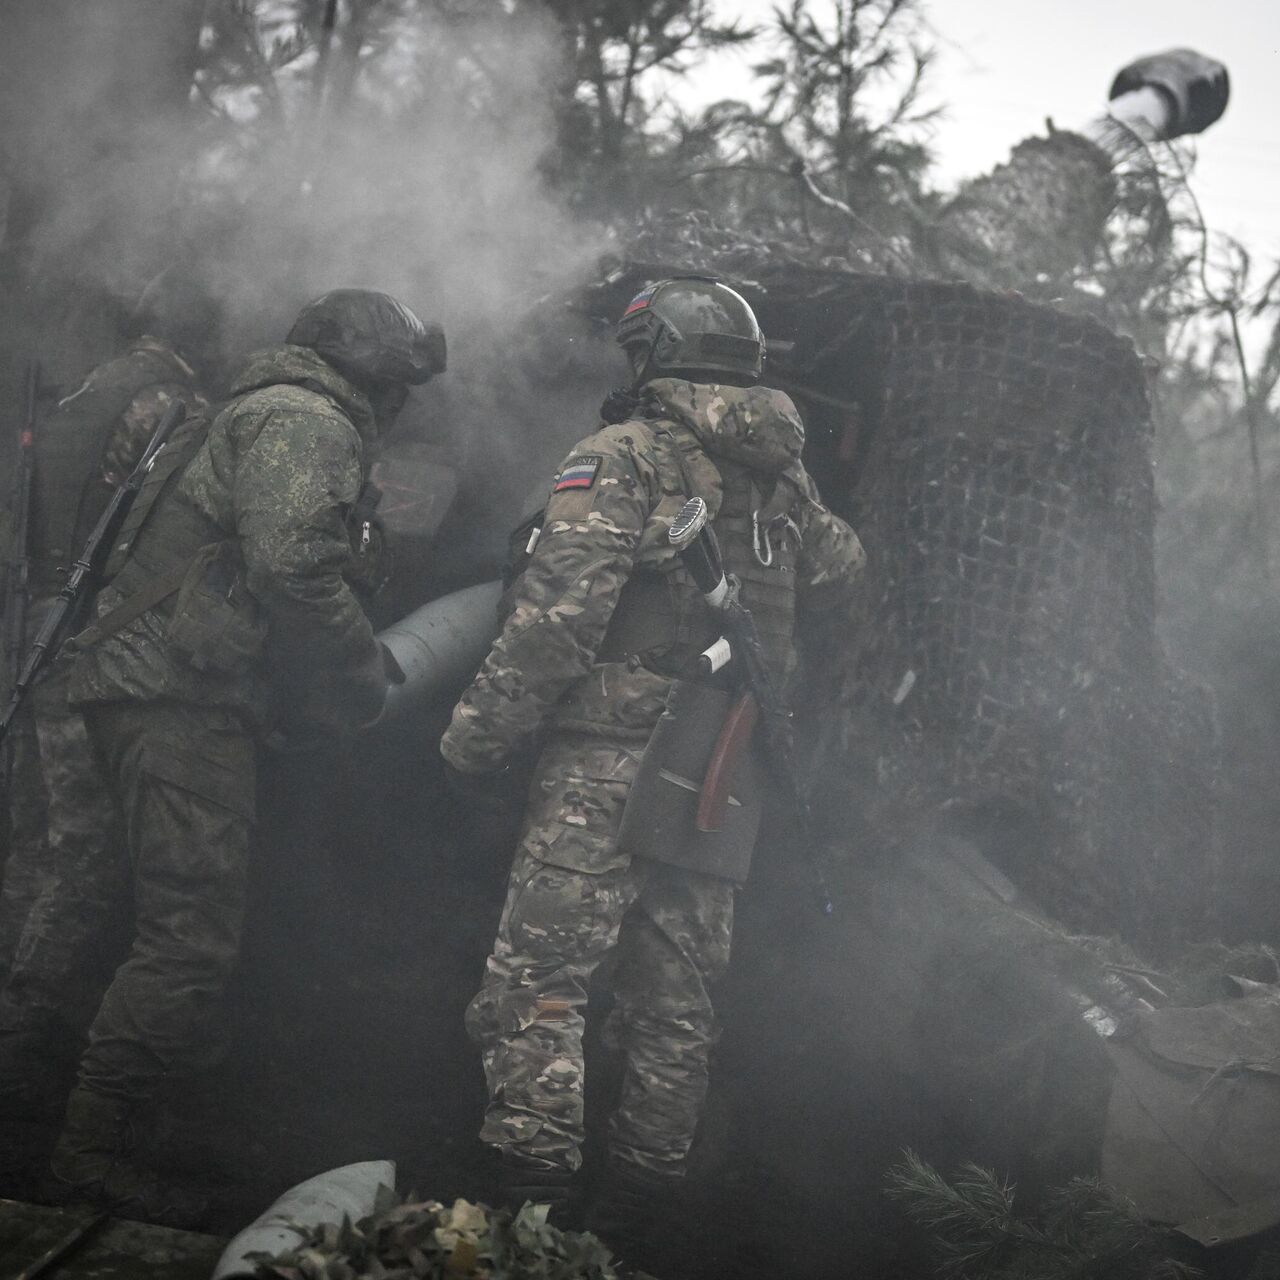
[573,266,1218,951]
[250,1194,617,1280]
[808,277,1217,948]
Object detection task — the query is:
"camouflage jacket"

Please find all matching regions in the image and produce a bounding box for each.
[25,336,202,595]
[440,378,865,773]
[69,345,386,732]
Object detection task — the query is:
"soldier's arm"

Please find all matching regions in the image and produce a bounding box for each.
[794,469,865,614]
[440,431,655,773]
[233,402,385,728]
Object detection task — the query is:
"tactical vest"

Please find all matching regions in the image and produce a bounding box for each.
[598,448,802,690]
[78,409,381,675]
[27,348,194,593]
[606,435,802,884]
[29,394,132,594]
[73,413,266,677]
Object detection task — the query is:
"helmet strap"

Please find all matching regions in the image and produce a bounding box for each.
[628,323,667,394]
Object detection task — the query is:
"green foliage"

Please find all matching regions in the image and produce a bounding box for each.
[885,1153,1202,1280]
[250,1190,618,1280]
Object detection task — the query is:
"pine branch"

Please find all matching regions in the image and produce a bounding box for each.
[886,1156,1204,1280]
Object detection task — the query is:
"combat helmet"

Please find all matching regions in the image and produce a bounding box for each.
[616,277,765,384]
[127,266,221,368]
[288,289,446,387]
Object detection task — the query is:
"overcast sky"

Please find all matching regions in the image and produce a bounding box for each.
[687,0,1278,262]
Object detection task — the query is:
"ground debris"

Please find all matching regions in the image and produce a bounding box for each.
[248,1193,617,1280]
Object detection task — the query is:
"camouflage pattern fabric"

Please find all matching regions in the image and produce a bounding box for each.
[2,342,199,982]
[465,734,733,1176]
[69,344,386,734]
[27,337,204,593]
[1,685,49,980]
[0,644,123,1018]
[24,344,395,1112]
[446,379,863,1174]
[56,336,203,487]
[61,698,253,1103]
[441,378,863,771]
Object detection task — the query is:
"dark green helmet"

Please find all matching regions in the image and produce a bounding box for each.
[615,276,765,384]
[127,266,220,366]
[288,289,446,387]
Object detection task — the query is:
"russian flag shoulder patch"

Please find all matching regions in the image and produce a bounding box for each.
[623,285,658,316]
[554,455,602,493]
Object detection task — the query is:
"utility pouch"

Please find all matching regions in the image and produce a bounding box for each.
[617,679,765,883]
[167,542,266,674]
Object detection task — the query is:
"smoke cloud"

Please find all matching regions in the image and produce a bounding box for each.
[0,0,617,598]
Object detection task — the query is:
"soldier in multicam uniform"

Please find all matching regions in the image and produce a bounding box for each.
[440,278,865,1255]
[0,289,444,1225]
[0,306,207,1001]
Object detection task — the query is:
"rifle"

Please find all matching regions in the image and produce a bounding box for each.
[0,399,186,745]
[668,495,834,915]
[3,361,40,784]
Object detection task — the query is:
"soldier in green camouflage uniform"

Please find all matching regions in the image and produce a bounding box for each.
[441,279,864,1243]
[1,335,203,1004]
[0,290,444,1225]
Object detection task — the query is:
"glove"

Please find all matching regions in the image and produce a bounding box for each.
[442,759,520,817]
[1109,49,1229,138]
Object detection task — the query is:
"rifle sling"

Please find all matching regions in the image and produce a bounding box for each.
[70,557,198,651]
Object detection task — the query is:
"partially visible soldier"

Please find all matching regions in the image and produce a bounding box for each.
[440,278,865,1261]
[1,281,210,993]
[0,289,444,1225]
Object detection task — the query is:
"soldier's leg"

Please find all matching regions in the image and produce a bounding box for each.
[0,696,51,978]
[75,700,255,1102]
[469,851,640,1172]
[1,664,127,1038]
[48,700,252,1225]
[606,862,734,1175]
[465,736,642,1174]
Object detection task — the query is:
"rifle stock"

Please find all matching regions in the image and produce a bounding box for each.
[0,398,186,745]
[670,496,834,914]
[696,690,758,832]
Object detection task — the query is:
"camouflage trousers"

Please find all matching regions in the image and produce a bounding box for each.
[7,698,254,1103]
[0,645,121,1003]
[465,734,734,1177]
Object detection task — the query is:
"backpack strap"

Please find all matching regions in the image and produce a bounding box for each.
[103,413,211,581]
[69,552,212,651]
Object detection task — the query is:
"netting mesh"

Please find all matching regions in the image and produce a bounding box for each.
[572,266,1219,950]
[799,278,1215,947]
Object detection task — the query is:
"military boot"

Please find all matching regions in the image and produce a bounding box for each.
[584,1155,680,1274]
[497,1150,577,1228]
[49,1086,208,1228]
